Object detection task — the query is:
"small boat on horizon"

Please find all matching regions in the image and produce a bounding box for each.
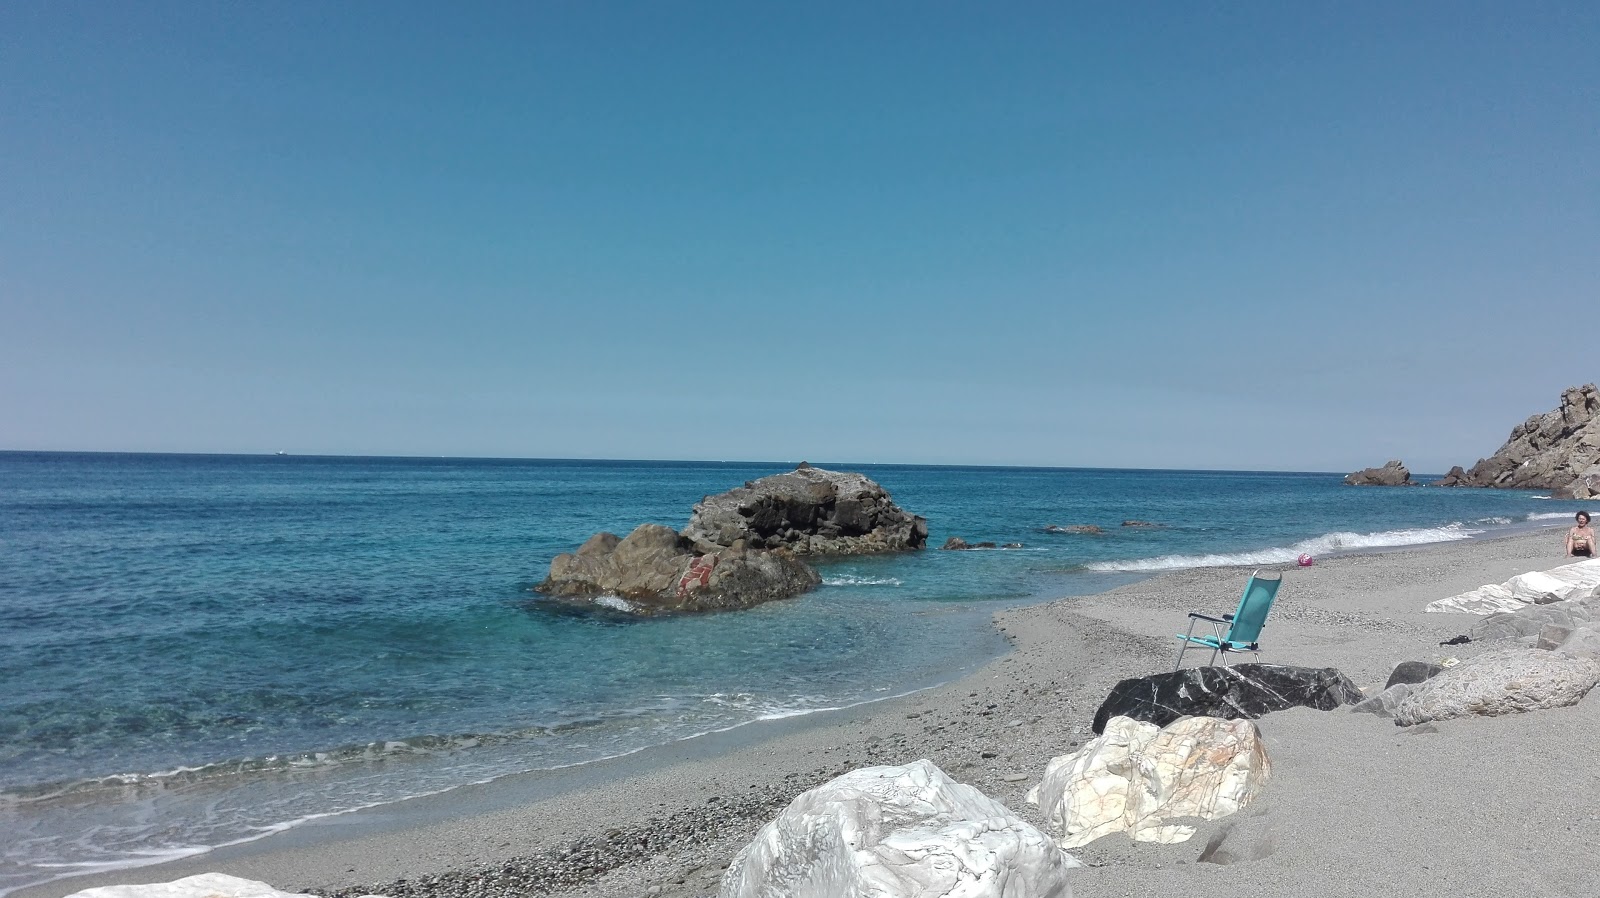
[274,450,288,456]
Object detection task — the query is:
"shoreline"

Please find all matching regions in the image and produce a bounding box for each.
[16,526,1588,898]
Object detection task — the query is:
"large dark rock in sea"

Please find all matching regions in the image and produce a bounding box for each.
[537,523,820,615]
[1090,664,1365,734]
[1343,459,1415,486]
[1443,384,1600,497]
[537,465,923,614]
[681,465,927,556]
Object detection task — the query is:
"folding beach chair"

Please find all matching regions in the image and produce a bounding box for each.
[1174,570,1282,669]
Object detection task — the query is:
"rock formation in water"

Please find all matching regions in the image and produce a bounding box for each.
[538,465,924,614]
[682,464,927,555]
[1343,459,1415,486]
[536,524,820,614]
[1441,384,1600,497]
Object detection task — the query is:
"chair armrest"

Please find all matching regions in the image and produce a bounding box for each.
[1186,613,1230,624]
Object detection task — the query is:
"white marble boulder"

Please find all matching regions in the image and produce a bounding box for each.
[1471,594,1600,642]
[1425,561,1600,615]
[1026,715,1271,849]
[1392,648,1600,726]
[721,759,1077,898]
[65,874,386,898]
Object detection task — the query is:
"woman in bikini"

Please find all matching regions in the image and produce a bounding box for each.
[1566,511,1595,558]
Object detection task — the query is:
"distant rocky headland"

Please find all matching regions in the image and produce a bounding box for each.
[537,464,927,614]
[1348,384,1600,497]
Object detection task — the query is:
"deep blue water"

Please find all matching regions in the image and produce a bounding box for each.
[0,452,1573,893]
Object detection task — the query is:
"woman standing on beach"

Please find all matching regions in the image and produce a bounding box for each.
[1566,512,1595,557]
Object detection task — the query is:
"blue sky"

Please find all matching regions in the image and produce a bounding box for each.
[2,2,1595,470]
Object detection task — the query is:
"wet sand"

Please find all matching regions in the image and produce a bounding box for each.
[26,528,1597,898]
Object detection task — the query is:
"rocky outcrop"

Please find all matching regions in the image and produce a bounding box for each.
[1091,664,1364,734]
[1044,524,1102,535]
[683,465,927,556]
[1026,715,1271,848]
[1343,459,1415,486]
[538,523,820,614]
[1391,648,1600,726]
[1444,384,1600,496]
[1470,592,1600,642]
[539,465,922,614]
[62,874,376,898]
[721,759,1079,898]
[1434,465,1470,487]
[1121,520,1163,528]
[1424,560,1600,614]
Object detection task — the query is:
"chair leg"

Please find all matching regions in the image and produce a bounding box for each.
[1175,617,1201,670]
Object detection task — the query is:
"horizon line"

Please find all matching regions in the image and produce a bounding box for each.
[0,447,1400,478]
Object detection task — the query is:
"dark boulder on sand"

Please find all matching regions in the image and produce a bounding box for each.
[1091,664,1364,734]
[537,523,819,615]
[682,465,927,556]
[1343,460,1415,486]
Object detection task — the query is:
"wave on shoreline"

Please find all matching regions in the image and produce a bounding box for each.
[1084,523,1485,572]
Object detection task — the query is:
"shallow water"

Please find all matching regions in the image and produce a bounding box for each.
[0,452,1571,893]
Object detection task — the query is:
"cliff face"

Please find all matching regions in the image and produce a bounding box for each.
[1446,385,1600,497]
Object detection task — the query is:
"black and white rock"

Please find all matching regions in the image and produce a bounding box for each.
[1091,664,1365,734]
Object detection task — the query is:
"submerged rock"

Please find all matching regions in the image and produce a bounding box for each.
[1091,664,1364,734]
[1027,715,1271,848]
[1343,459,1415,486]
[683,465,927,556]
[722,759,1079,898]
[1044,524,1102,535]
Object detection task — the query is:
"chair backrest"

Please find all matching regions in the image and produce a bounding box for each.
[1224,570,1282,645]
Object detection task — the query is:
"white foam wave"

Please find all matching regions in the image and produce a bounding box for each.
[822,575,903,587]
[1086,524,1481,573]
[592,595,637,612]
[1527,511,1579,521]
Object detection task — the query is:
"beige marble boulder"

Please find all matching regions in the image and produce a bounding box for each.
[1392,648,1600,726]
[65,873,386,898]
[1027,715,1271,848]
[721,759,1078,898]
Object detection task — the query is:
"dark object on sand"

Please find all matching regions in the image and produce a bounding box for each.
[1385,660,1447,689]
[1091,663,1364,734]
[1440,634,1472,646]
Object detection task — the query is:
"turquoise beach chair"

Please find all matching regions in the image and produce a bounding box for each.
[1174,570,1283,669]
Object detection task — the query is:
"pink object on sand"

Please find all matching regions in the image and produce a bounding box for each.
[1297,553,1314,567]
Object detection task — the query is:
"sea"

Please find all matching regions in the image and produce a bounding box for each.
[0,452,1576,895]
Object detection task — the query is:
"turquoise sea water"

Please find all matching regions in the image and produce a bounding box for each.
[0,452,1575,894]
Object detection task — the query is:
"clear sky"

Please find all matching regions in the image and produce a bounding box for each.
[2,2,1595,471]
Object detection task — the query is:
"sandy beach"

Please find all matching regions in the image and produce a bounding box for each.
[21,527,1598,898]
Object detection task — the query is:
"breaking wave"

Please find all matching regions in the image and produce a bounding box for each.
[822,575,903,587]
[1085,524,1482,573]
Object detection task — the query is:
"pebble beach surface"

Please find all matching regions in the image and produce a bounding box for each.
[21,529,1599,898]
